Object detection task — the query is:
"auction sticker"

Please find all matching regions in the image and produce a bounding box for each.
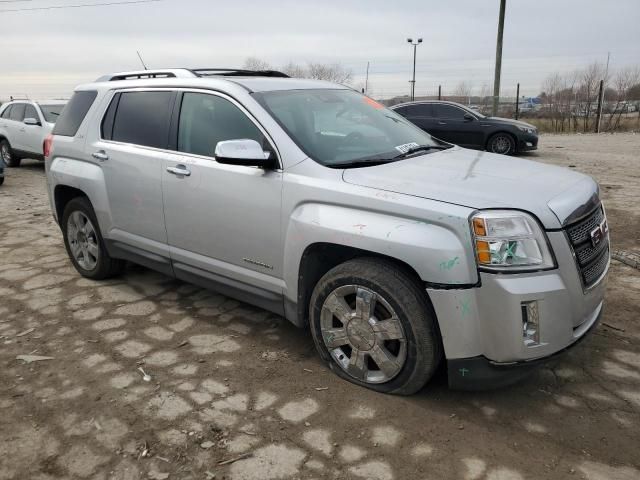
[394,142,420,154]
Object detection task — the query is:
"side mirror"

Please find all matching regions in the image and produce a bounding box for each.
[214,139,274,168]
[24,117,41,126]
[463,113,475,122]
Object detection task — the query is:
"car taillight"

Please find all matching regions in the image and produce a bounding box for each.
[43,134,54,158]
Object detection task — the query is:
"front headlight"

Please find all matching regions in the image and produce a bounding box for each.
[471,210,555,271]
[517,125,536,134]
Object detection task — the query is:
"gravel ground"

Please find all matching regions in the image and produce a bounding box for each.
[1,133,639,480]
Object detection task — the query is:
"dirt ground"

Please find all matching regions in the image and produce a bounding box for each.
[1,133,639,480]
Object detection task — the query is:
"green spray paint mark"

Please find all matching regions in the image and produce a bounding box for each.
[439,256,460,271]
[459,298,471,317]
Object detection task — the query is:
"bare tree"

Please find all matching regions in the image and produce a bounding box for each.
[605,66,640,131]
[306,62,353,84]
[453,81,472,105]
[578,62,609,131]
[243,57,272,71]
[280,61,307,78]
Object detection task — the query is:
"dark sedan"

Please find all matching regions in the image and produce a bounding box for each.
[391,100,538,155]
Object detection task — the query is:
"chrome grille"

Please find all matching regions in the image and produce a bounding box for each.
[564,205,609,288]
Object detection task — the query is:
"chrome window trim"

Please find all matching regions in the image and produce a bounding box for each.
[96,86,283,170]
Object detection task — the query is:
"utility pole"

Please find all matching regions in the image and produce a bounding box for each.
[595,79,604,133]
[407,38,422,101]
[492,0,506,116]
[515,82,520,120]
[364,61,370,95]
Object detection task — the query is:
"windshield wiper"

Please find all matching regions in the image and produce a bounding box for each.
[329,158,398,169]
[392,144,452,160]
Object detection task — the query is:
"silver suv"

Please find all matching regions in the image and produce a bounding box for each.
[45,69,609,394]
[0,99,67,167]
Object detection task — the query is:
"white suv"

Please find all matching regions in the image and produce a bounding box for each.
[0,100,67,167]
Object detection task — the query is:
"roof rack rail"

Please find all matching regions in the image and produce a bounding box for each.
[95,69,198,82]
[95,68,290,83]
[190,68,290,78]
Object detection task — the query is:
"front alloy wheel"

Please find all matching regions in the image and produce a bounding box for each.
[320,285,407,384]
[310,258,442,395]
[488,133,515,155]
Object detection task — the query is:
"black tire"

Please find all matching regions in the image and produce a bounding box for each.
[309,257,442,395]
[0,139,21,167]
[487,132,516,155]
[61,196,125,280]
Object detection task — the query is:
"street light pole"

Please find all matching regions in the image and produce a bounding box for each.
[407,37,422,101]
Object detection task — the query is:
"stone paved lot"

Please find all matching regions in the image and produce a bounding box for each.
[1,134,639,480]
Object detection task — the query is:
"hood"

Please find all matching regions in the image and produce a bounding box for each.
[484,116,536,129]
[342,147,597,228]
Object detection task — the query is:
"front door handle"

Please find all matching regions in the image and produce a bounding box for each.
[19,128,26,132]
[438,121,447,125]
[92,150,109,162]
[166,165,191,177]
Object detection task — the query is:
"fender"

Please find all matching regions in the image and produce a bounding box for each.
[283,202,479,305]
[49,157,112,234]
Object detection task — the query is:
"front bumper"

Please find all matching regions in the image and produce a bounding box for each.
[517,133,538,151]
[447,304,602,390]
[427,231,608,389]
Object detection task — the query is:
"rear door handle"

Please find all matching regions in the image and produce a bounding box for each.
[92,151,109,162]
[438,121,447,125]
[19,128,26,132]
[166,165,191,177]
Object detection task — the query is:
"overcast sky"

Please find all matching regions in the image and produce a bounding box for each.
[1,0,639,100]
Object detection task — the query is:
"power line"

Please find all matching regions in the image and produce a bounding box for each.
[0,0,161,12]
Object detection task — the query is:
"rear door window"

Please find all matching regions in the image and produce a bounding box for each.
[9,103,26,122]
[434,104,466,120]
[53,91,98,136]
[403,104,433,118]
[111,91,174,149]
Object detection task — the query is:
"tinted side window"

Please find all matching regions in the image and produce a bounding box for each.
[177,92,265,158]
[112,91,173,148]
[434,104,466,120]
[53,91,98,136]
[9,103,26,121]
[1,105,12,119]
[24,105,39,122]
[404,104,433,117]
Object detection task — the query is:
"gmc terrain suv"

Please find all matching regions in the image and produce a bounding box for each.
[45,69,609,394]
[0,99,67,167]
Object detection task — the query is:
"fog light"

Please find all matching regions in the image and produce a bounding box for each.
[522,301,540,346]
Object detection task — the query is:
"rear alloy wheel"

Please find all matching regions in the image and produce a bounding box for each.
[62,197,125,279]
[1,139,21,167]
[310,258,442,395]
[488,133,516,155]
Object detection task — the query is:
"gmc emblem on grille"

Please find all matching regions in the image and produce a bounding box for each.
[590,219,609,247]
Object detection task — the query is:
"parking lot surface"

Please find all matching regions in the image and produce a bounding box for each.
[1,133,639,480]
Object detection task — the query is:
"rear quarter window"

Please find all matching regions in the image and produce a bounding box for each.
[39,104,65,124]
[52,91,98,137]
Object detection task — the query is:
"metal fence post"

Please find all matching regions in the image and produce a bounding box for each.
[515,83,520,120]
[438,85,441,100]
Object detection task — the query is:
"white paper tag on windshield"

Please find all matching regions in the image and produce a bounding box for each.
[394,142,420,154]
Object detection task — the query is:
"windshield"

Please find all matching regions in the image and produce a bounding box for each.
[254,89,440,167]
[38,104,65,123]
